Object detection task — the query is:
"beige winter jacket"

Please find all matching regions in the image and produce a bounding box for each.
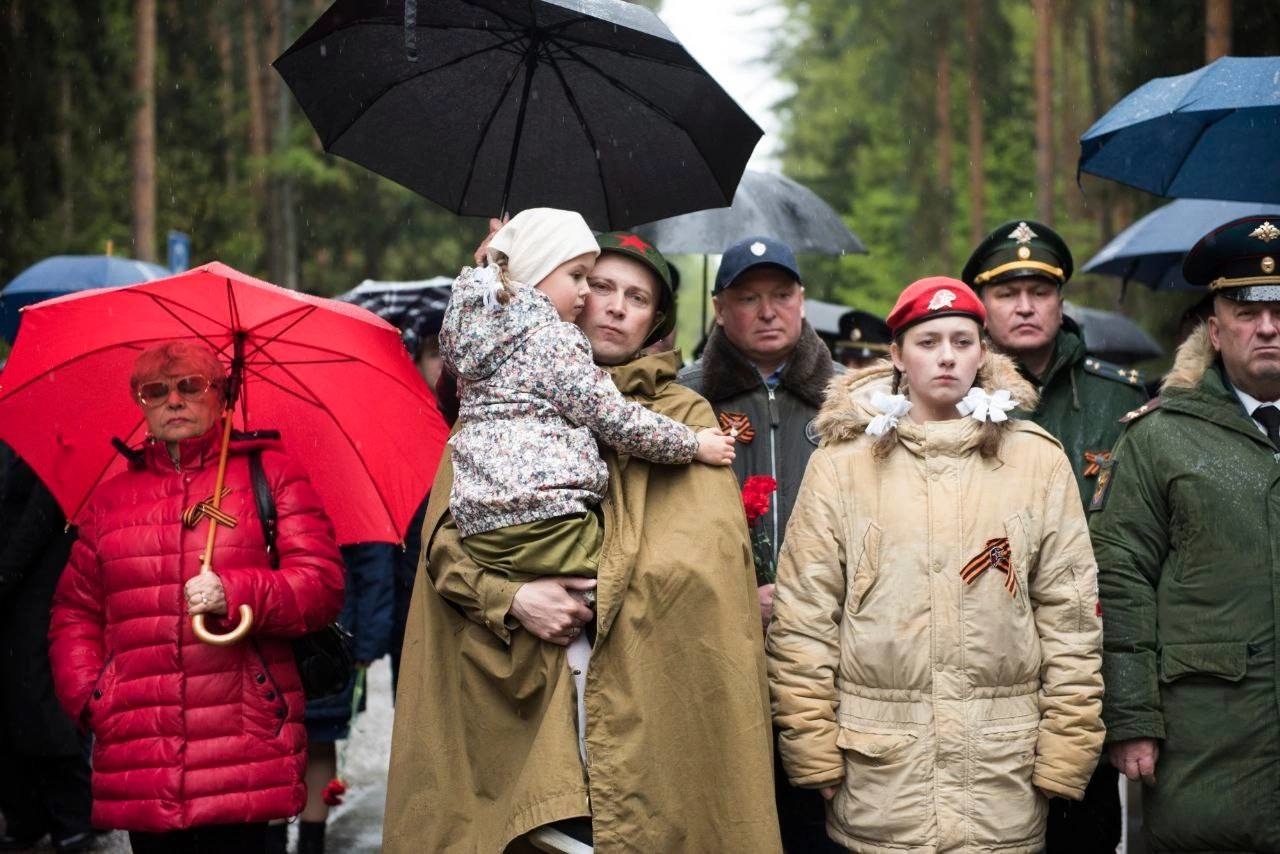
[766,354,1104,853]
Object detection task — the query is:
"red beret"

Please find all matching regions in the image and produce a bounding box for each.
[885,276,986,337]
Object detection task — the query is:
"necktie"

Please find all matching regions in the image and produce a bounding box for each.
[1253,405,1280,450]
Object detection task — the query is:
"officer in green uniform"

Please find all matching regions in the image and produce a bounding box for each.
[1090,215,1280,852]
[963,219,1144,852]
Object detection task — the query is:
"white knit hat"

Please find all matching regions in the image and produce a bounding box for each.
[487,208,600,288]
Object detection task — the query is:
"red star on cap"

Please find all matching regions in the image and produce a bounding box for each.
[618,234,652,252]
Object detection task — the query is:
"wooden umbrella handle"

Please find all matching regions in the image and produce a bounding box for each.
[192,410,255,646]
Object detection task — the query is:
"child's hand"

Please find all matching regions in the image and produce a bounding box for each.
[695,428,736,466]
[473,216,508,266]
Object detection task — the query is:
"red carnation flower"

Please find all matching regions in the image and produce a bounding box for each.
[741,475,778,525]
[322,778,348,807]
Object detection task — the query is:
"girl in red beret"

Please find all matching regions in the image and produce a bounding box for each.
[766,277,1104,852]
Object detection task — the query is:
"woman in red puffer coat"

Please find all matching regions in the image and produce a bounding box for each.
[49,341,344,854]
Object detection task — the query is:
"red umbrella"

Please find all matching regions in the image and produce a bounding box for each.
[0,262,447,639]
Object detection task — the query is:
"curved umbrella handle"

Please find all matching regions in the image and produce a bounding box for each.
[193,605,255,645]
[191,408,255,646]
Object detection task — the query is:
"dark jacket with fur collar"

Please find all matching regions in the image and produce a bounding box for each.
[678,322,839,570]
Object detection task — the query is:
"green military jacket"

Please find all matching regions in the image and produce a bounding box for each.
[1089,326,1280,851]
[1023,322,1148,505]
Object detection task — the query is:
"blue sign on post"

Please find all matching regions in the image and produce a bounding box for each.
[167,231,191,273]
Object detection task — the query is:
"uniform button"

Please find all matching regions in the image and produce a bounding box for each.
[255,673,266,684]
[932,561,942,573]
[275,707,286,718]
[92,690,102,699]
[265,691,276,700]
[934,660,943,671]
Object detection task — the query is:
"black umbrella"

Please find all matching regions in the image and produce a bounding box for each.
[634,170,867,256]
[1063,302,1163,365]
[275,0,762,230]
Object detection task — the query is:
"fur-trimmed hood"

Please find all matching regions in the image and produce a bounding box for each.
[1161,323,1214,393]
[814,350,1039,444]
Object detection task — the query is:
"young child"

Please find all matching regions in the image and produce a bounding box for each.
[440,208,734,586]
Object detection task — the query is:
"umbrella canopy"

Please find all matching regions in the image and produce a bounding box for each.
[0,262,448,545]
[804,298,852,341]
[1082,198,1280,290]
[1063,302,1163,365]
[275,0,762,230]
[634,170,866,256]
[1079,56,1280,203]
[1,254,169,342]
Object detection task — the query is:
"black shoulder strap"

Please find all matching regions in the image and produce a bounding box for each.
[248,451,279,569]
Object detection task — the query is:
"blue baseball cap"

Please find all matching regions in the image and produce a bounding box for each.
[713,236,802,295]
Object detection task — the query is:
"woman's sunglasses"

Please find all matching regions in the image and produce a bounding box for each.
[136,375,219,408]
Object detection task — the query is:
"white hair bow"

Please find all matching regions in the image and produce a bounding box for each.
[473,265,505,312]
[956,387,1016,423]
[866,391,912,437]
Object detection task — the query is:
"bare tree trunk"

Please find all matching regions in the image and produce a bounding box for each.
[1086,0,1114,244]
[935,32,953,269]
[263,0,287,284]
[1058,0,1086,223]
[277,0,298,289]
[244,2,269,239]
[1033,0,1054,223]
[965,0,984,245]
[130,0,157,261]
[58,68,74,242]
[1205,0,1231,61]
[212,6,237,190]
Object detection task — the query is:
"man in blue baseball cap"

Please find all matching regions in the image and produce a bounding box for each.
[678,235,841,854]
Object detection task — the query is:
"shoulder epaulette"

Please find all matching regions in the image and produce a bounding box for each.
[1083,357,1145,387]
[1119,396,1162,424]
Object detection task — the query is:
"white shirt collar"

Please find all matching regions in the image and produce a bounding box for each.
[1233,386,1280,434]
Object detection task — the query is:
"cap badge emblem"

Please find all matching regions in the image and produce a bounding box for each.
[1263,256,1277,274]
[1008,221,1038,245]
[1250,221,1280,244]
[928,289,957,311]
[1017,246,1032,260]
[750,241,768,256]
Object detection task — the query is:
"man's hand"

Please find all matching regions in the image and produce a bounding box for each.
[757,583,775,634]
[184,572,228,616]
[509,577,596,646]
[694,428,736,466]
[1109,738,1160,785]
[473,216,507,266]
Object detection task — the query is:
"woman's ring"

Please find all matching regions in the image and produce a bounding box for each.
[568,626,579,637]
[200,593,208,605]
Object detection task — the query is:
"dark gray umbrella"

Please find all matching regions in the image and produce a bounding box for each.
[275,0,762,230]
[1063,302,1163,365]
[634,170,866,256]
[1082,198,1279,291]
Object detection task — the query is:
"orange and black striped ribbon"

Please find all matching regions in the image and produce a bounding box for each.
[181,487,236,530]
[718,411,755,444]
[1082,450,1112,478]
[960,537,1016,597]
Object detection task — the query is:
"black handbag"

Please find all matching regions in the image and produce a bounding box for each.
[249,451,355,701]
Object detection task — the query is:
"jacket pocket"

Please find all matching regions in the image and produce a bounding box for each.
[1003,512,1032,610]
[246,646,288,739]
[86,652,117,736]
[833,723,930,845]
[969,715,1046,846]
[1159,642,1247,683]
[845,522,881,615]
